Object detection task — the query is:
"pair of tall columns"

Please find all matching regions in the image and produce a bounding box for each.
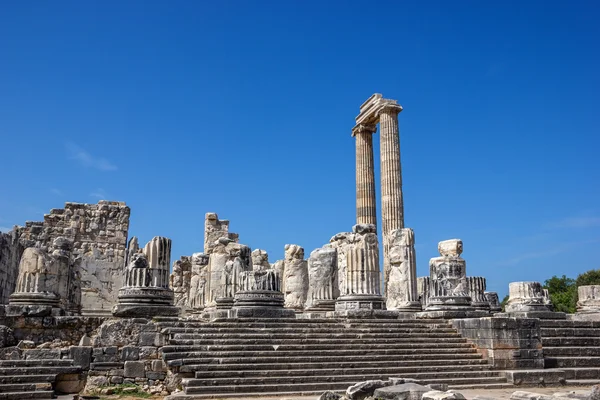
[353,95,405,286]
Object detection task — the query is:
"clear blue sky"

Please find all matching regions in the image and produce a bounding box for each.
[1,1,599,298]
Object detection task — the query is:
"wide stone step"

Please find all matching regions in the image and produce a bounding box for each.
[177,358,490,372]
[545,357,600,368]
[543,347,600,357]
[185,370,502,386]
[0,375,56,385]
[166,326,457,334]
[447,383,516,390]
[0,391,54,400]
[183,377,507,395]
[542,337,600,347]
[168,337,469,347]
[538,320,600,328]
[0,360,74,368]
[170,332,463,340]
[541,328,600,337]
[0,366,80,376]
[157,318,449,326]
[0,382,52,393]
[165,390,342,399]
[162,343,475,354]
[194,364,494,379]
[168,352,483,365]
[560,367,600,380]
[161,323,453,331]
[165,347,477,361]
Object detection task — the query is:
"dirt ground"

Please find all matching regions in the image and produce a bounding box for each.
[57,385,595,400]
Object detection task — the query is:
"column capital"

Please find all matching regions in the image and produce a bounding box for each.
[377,101,403,117]
[351,123,377,137]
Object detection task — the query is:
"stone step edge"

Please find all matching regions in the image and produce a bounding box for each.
[183,378,509,394]
[185,372,504,384]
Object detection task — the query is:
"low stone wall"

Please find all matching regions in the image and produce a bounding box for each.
[0,316,105,345]
[452,317,544,369]
[84,318,173,396]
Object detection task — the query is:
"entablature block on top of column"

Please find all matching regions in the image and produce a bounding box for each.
[355,94,403,126]
[351,123,377,137]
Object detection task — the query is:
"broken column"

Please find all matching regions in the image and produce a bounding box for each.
[112,236,179,317]
[502,281,565,319]
[417,277,430,309]
[335,224,386,313]
[6,238,72,316]
[282,244,308,312]
[385,228,420,311]
[485,291,503,313]
[305,247,338,312]
[232,269,295,319]
[573,285,600,320]
[467,276,490,311]
[419,239,486,319]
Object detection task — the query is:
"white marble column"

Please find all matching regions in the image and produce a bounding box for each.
[352,123,377,226]
[378,101,404,287]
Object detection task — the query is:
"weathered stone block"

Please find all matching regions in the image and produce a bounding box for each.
[70,346,92,369]
[139,346,158,360]
[124,360,145,378]
[139,332,158,346]
[146,371,166,380]
[151,360,166,372]
[122,346,140,361]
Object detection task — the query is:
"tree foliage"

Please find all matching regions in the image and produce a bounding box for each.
[542,269,600,313]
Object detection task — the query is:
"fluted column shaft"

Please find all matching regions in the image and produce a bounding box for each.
[353,124,377,226]
[378,104,404,285]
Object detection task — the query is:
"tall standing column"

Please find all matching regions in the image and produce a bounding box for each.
[352,124,377,226]
[378,102,404,286]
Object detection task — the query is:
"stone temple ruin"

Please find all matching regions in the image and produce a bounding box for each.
[1,94,600,399]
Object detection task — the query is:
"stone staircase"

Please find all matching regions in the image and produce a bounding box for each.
[160,318,508,399]
[0,358,81,400]
[541,318,600,385]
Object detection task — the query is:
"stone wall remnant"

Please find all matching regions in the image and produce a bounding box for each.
[251,249,270,271]
[0,229,24,305]
[188,253,209,312]
[204,213,238,254]
[170,256,192,311]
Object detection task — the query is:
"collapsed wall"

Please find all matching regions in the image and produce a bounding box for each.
[0,201,131,315]
[0,229,24,304]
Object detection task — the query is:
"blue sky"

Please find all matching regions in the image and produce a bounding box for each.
[0,1,599,298]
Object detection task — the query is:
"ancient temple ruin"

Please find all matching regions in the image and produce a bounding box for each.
[0,94,598,399]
